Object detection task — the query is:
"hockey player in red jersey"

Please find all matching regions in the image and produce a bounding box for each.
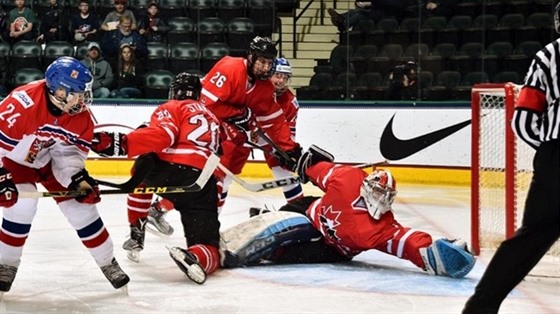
[0,57,130,293]
[117,73,200,264]
[222,146,476,278]
[199,36,302,210]
[256,57,303,203]
[92,73,222,284]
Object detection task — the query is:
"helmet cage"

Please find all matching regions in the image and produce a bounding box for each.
[248,36,277,80]
[360,170,397,218]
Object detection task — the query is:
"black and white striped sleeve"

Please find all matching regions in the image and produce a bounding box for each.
[512,108,542,150]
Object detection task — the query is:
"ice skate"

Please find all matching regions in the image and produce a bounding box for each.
[0,264,17,293]
[100,258,130,292]
[123,218,146,262]
[147,201,174,236]
[166,246,207,284]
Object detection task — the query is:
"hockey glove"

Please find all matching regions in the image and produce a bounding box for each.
[221,122,248,146]
[0,167,18,207]
[226,107,255,132]
[294,145,334,184]
[91,132,128,157]
[69,169,101,204]
[278,145,303,172]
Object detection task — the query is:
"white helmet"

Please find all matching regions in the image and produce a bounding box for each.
[360,169,397,219]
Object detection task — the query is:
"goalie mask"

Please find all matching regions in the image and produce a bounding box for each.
[169,72,201,100]
[360,169,397,219]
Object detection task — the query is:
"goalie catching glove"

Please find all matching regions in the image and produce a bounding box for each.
[91,132,128,157]
[0,167,18,207]
[294,145,334,183]
[69,169,101,204]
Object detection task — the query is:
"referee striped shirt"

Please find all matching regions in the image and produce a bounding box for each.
[512,39,560,149]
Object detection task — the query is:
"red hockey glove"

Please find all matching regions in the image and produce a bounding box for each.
[221,122,248,146]
[0,167,18,207]
[69,169,101,204]
[91,132,128,157]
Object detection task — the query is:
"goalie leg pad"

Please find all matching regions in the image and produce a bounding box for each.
[419,238,476,278]
[220,211,321,268]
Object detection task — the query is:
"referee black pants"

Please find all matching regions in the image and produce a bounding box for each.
[463,140,560,314]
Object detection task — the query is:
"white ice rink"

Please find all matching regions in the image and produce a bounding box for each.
[1,180,558,313]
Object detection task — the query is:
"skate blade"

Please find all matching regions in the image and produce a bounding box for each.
[126,249,141,263]
[166,246,206,285]
[120,284,129,295]
[146,223,173,237]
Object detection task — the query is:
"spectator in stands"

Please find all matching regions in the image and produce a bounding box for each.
[0,4,8,38]
[110,44,145,98]
[100,0,137,32]
[327,2,373,33]
[70,0,101,44]
[36,0,68,43]
[80,42,113,98]
[417,0,459,19]
[137,1,168,43]
[1,0,35,44]
[385,61,419,100]
[327,0,410,32]
[101,15,148,65]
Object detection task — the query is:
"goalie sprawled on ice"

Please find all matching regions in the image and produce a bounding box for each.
[220,146,476,278]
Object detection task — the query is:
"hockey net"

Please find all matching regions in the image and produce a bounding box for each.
[471,83,560,268]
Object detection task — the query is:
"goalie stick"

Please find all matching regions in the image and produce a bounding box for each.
[20,154,220,198]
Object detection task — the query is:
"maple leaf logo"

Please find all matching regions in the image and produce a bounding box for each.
[318,204,342,241]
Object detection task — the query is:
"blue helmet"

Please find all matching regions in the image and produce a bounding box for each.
[45,57,93,114]
[272,58,292,77]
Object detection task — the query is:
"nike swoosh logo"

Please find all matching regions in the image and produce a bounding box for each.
[379,114,471,160]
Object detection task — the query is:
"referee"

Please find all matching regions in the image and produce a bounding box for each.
[463,3,560,313]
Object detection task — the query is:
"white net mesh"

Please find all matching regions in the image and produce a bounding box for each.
[474,84,560,258]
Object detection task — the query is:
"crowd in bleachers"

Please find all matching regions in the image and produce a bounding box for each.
[299,0,559,101]
[0,0,275,98]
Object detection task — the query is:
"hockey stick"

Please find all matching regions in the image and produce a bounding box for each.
[217,163,300,192]
[20,154,220,198]
[94,123,135,130]
[253,128,293,165]
[217,158,389,193]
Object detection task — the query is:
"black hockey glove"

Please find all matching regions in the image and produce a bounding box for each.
[91,132,128,157]
[0,167,18,207]
[69,169,101,204]
[294,145,334,184]
[226,107,255,132]
[278,144,303,172]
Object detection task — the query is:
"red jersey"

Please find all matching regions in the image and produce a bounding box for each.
[305,162,405,257]
[0,80,93,187]
[199,56,296,151]
[275,89,299,140]
[126,99,220,170]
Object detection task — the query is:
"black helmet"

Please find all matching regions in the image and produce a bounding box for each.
[169,72,201,100]
[248,36,277,80]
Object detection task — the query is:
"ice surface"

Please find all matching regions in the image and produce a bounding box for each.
[1,181,558,313]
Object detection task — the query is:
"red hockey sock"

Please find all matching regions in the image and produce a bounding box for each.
[127,185,153,224]
[187,244,220,275]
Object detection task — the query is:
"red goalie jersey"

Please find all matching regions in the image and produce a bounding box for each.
[125,99,221,170]
[304,162,433,268]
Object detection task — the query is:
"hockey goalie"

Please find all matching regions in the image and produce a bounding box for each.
[220,146,476,278]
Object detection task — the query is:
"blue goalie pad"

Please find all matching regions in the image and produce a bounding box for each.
[220,211,322,268]
[421,238,476,278]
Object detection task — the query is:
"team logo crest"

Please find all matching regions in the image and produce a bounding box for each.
[25,138,56,163]
[70,70,79,79]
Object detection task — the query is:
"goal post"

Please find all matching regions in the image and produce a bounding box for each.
[470,83,551,255]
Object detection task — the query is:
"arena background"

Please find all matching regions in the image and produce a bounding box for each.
[87,100,472,185]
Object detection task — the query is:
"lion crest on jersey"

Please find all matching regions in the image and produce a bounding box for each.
[25,138,56,163]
